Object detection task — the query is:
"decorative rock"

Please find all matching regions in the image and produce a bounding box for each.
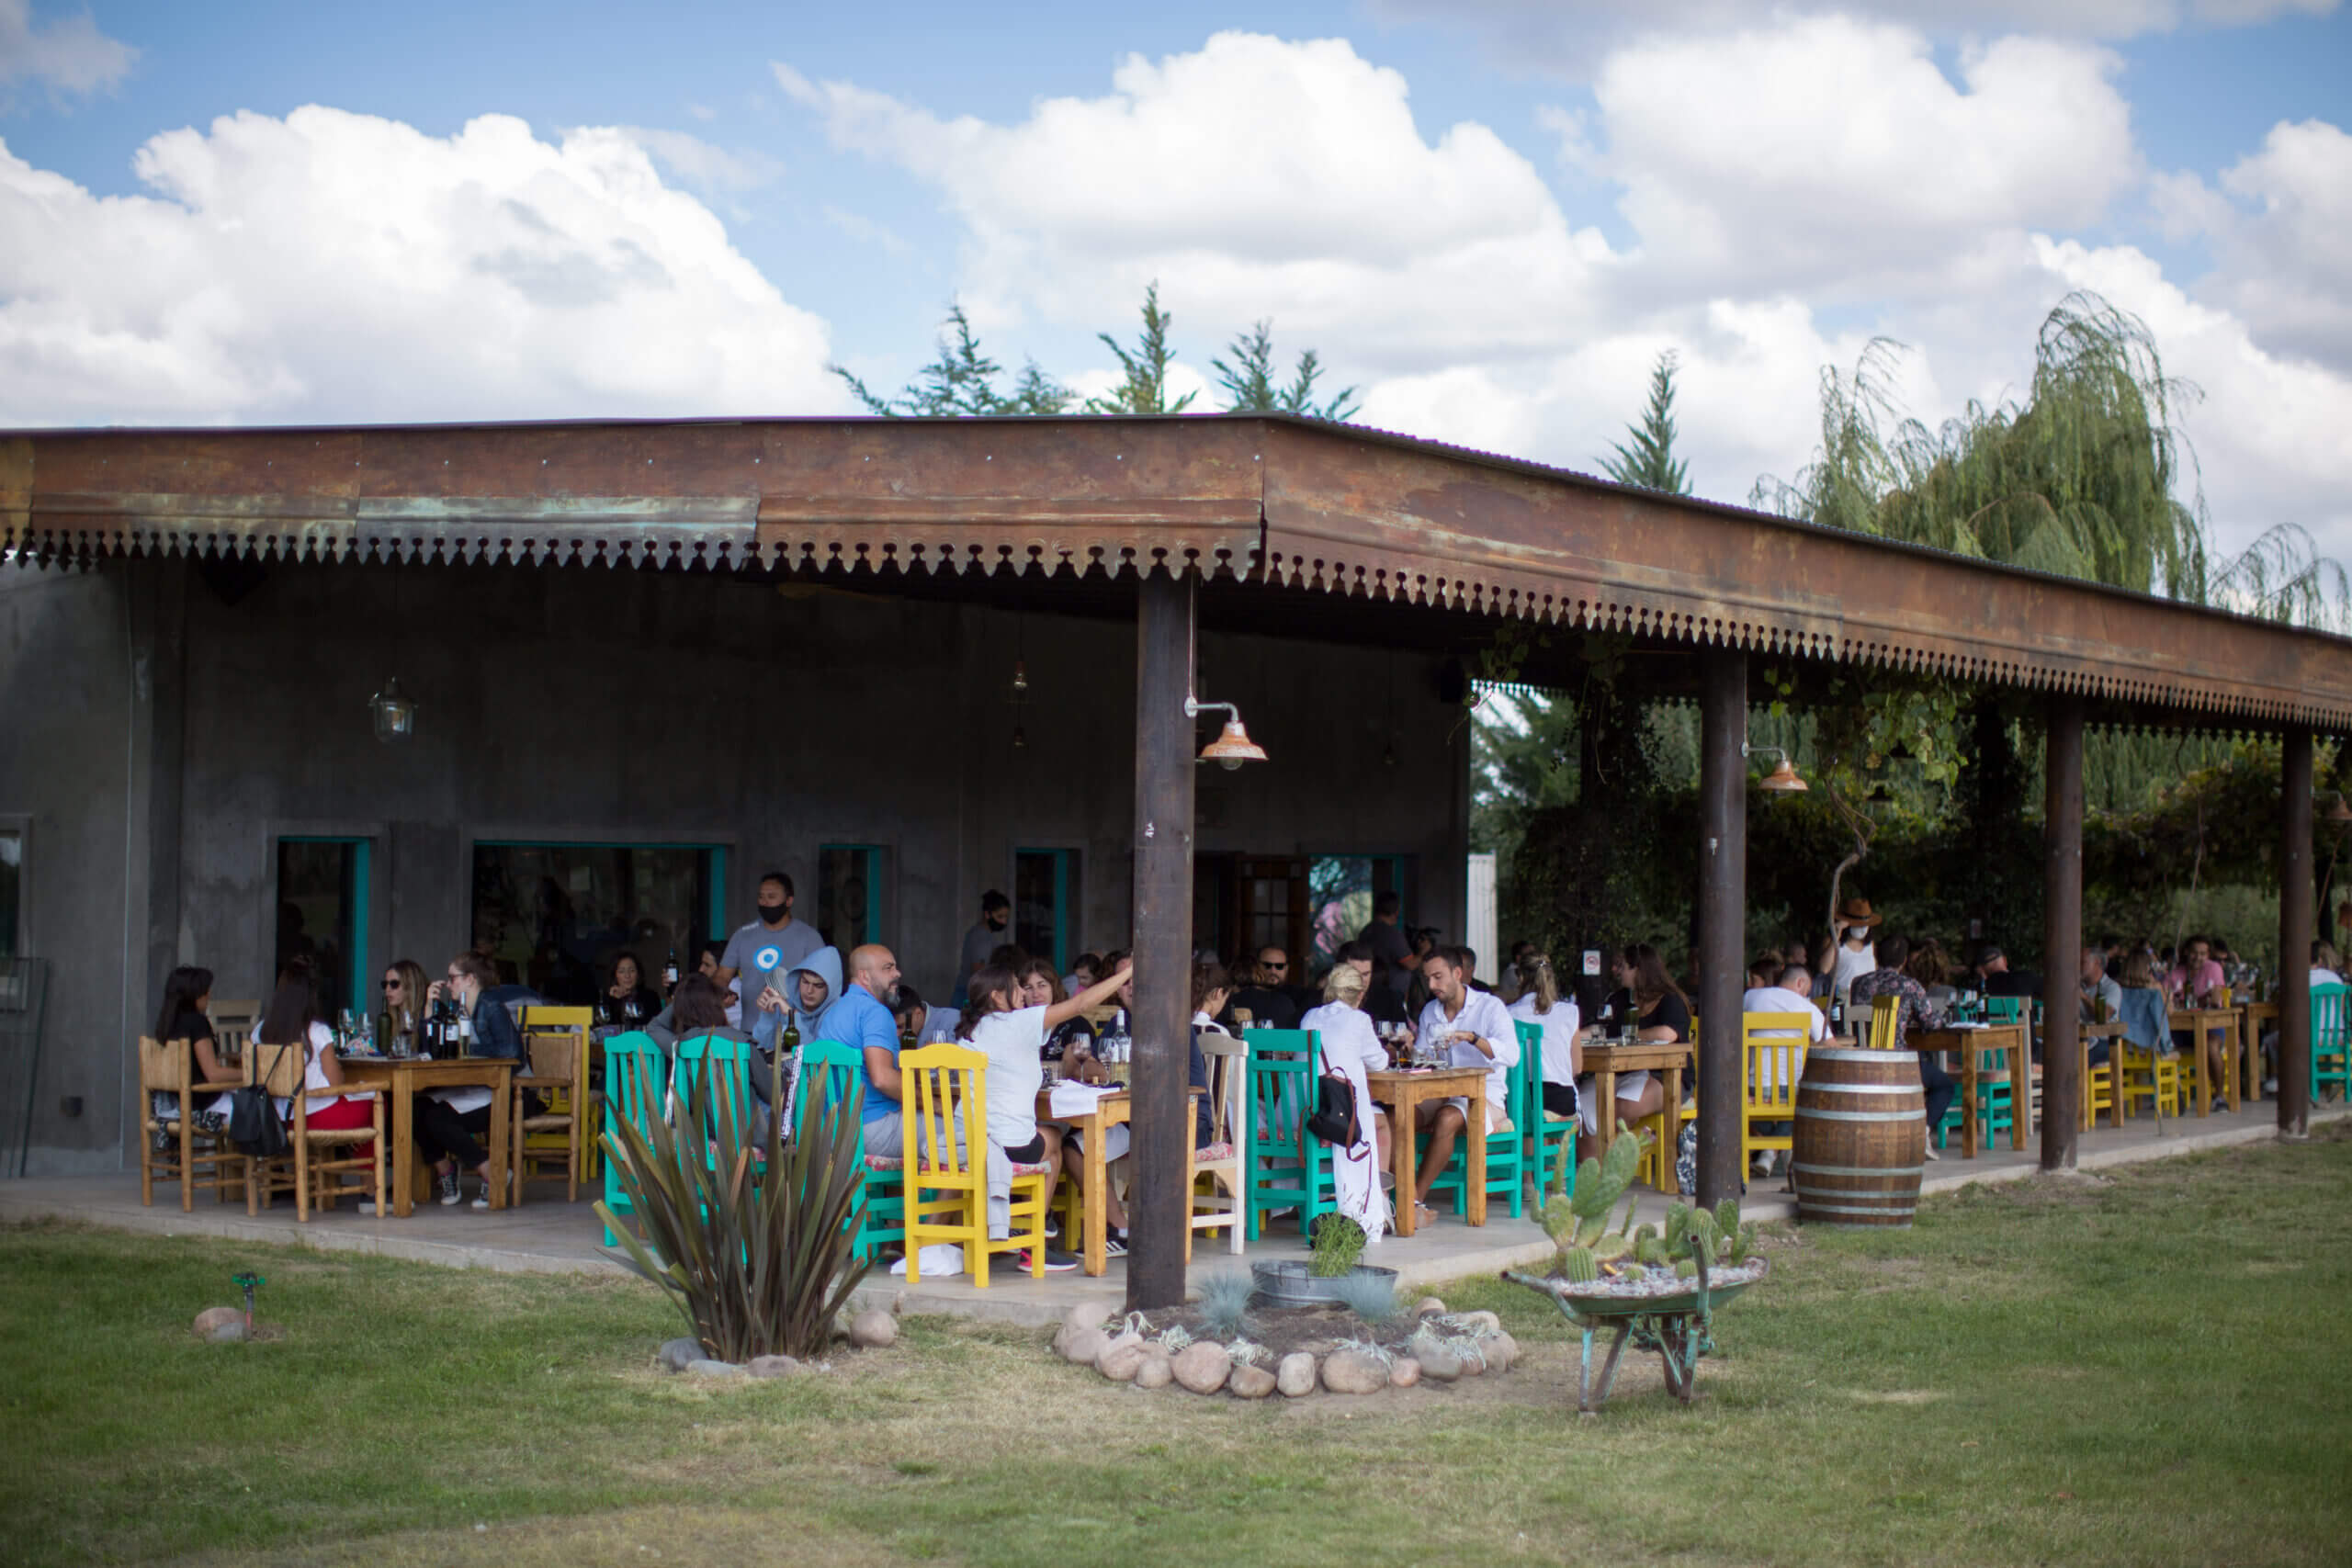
[1172,1342,1233,1394]
[1414,1296,1447,1317]
[1275,1352,1317,1397]
[1064,1300,1115,1334]
[684,1359,743,1377]
[849,1309,898,1348]
[1136,1349,1174,1390]
[1320,1349,1389,1395]
[746,1355,804,1378]
[1228,1363,1277,1399]
[1062,1326,1110,1367]
[206,1319,248,1344]
[1481,1332,1521,1373]
[1454,1310,1504,1337]
[193,1306,243,1337]
[658,1337,706,1373]
[1389,1357,1421,1388]
[1417,1341,1464,1382]
[1096,1336,1147,1383]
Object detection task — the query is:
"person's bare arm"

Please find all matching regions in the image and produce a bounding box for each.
[1045,963,1133,1032]
[193,1037,239,1086]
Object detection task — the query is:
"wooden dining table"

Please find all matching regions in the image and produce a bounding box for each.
[1035,1082,1203,1277]
[1577,1040,1690,1190]
[1911,1022,2030,1157]
[2241,1001,2278,1105]
[336,1056,517,1218]
[1364,1065,1488,1236]
[2170,1006,2243,1115]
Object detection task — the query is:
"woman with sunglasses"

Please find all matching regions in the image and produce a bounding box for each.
[378,959,430,1055]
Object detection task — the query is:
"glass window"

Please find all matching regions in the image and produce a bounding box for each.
[469,843,718,1005]
[1014,850,1077,973]
[277,839,367,1020]
[0,828,20,958]
[817,845,885,953]
[1308,855,1408,976]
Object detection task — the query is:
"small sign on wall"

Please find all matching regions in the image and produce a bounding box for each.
[1582,949,1603,976]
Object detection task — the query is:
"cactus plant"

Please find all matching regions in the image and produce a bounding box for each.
[1590,1232,1634,1262]
[1635,1234,1667,1267]
[1713,1197,1740,1240]
[1663,1201,1690,1251]
[1674,1258,1698,1279]
[1562,1246,1599,1283]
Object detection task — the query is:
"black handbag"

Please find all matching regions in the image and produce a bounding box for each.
[228,1043,294,1158]
[1302,1039,1367,1156]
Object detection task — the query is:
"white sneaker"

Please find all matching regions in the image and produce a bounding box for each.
[1923,1145,1941,1162]
[470,1171,512,1210]
[2263,1077,2278,1094]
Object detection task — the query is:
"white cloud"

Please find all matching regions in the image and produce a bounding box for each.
[610,125,783,193]
[1368,0,2338,74]
[0,107,839,425]
[1578,18,2139,300]
[0,0,134,98]
[2155,118,2352,374]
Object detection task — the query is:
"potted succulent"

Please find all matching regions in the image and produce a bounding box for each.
[1250,1213,1398,1309]
[1503,1131,1768,1412]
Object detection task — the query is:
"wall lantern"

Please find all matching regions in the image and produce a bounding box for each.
[1745,743,1808,793]
[1185,696,1269,771]
[368,678,417,744]
[2322,790,2352,826]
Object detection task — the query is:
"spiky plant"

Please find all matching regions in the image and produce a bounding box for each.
[1195,1269,1256,1341]
[1332,1269,1404,1331]
[1308,1213,1369,1277]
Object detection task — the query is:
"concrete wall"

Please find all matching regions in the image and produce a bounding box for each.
[0,556,1466,1174]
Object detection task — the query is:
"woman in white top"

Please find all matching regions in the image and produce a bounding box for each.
[957,958,1134,1244]
[1297,962,1393,1245]
[1827,900,1882,1002]
[249,963,375,1167]
[1506,953,1581,1122]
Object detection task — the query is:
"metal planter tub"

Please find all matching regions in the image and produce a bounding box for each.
[1250,1259,1397,1309]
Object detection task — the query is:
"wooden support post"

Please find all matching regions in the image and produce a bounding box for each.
[1127,567,1195,1310]
[1695,647,1746,1209]
[2279,727,2313,1138]
[2041,697,2083,1169]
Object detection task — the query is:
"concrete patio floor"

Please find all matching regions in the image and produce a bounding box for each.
[5,1099,2341,1326]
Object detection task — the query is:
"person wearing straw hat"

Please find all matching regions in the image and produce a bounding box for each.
[1828,898,1882,1004]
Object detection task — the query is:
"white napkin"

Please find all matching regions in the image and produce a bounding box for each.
[1049,1081,1109,1118]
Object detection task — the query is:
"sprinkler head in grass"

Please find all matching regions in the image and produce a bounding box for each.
[232,1273,265,1334]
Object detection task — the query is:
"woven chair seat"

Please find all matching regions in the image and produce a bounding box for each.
[520,1113,572,1133]
[303,1126,378,1145]
[1193,1141,1235,1162]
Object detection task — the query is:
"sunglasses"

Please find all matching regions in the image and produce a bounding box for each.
[381,979,401,989]
[1264,962,1288,971]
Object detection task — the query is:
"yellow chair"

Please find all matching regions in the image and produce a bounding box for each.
[2081,1037,2116,1129]
[900,1043,1048,1287]
[1740,1012,1813,1173]
[2117,1043,2181,1119]
[137,1036,248,1211]
[512,1010,592,1203]
[245,1043,387,1222]
[1868,994,1902,1050]
[1634,1093,1697,1191]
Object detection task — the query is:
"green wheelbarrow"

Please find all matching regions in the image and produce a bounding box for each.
[1503,1254,1768,1414]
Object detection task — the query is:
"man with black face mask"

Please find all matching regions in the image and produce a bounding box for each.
[716,873,822,1009]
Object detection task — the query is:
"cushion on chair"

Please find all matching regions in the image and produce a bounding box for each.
[1009,1159,1054,1176]
[1192,1141,1234,1162]
[1542,1109,1574,1123]
[863,1154,905,1171]
[1489,1117,1515,1134]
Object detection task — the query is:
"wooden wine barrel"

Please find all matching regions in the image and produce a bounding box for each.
[1792,1045,1926,1227]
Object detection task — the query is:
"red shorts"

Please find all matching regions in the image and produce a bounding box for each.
[299,1094,377,1163]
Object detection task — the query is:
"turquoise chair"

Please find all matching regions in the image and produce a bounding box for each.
[672,1032,757,1168]
[1514,1020,1577,1198]
[598,1031,665,1247]
[2312,983,2350,1103]
[797,1040,905,1265]
[1935,1043,2015,1150]
[1423,1031,1532,1220]
[1240,1028,1336,1242]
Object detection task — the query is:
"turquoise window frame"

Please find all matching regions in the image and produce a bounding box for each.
[470,839,729,944]
[277,836,369,1019]
[818,844,886,949]
[1013,848,1077,975]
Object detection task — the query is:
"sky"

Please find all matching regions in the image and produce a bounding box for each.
[2,0,2347,563]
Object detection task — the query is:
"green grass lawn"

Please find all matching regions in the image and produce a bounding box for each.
[7,1124,2351,1567]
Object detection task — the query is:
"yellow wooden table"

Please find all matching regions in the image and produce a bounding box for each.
[2169,1007,2242,1116]
[1035,1083,1203,1277]
[338,1056,516,1218]
[1576,1041,1690,1187]
[1365,1066,1488,1235]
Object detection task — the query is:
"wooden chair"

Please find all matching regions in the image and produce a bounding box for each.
[598,1032,666,1247]
[1740,1012,1812,1175]
[797,1041,906,1265]
[1239,1028,1336,1241]
[511,1014,591,1204]
[2312,983,2350,1103]
[1188,1034,1248,1257]
[2117,1043,2182,1120]
[672,1032,757,1170]
[246,1041,386,1222]
[208,1001,260,1064]
[900,1043,1048,1287]
[137,1036,247,1211]
[2081,1031,2117,1129]
[1868,993,1902,1050]
[1425,1030,1532,1219]
[1517,1020,1576,1198]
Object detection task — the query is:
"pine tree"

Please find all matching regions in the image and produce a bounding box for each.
[1083,282,1196,415]
[1210,320,1361,421]
[1598,351,1691,494]
[833,303,1071,417]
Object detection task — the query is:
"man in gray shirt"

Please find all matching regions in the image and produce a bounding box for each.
[717,873,823,1009]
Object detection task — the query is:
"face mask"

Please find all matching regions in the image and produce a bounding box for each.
[1848,927,1868,942]
[760,903,786,923]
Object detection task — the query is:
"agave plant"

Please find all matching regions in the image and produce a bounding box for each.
[594,1054,873,1361]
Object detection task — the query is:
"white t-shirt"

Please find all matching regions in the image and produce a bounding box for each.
[1508,996,1582,1086]
[1301,1001,1386,1077]
[1740,987,1828,1043]
[2311,967,2345,988]
[967,1004,1046,1149]
[1829,942,1877,1002]
[1416,988,1521,1128]
[261,1020,373,1118]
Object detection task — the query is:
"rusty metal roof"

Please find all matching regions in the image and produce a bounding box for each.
[4,412,2347,729]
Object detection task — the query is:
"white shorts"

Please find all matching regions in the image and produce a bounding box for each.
[1574,1070,1652,1135]
[1437,1096,1510,1136]
[1063,1123,1131,1164]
